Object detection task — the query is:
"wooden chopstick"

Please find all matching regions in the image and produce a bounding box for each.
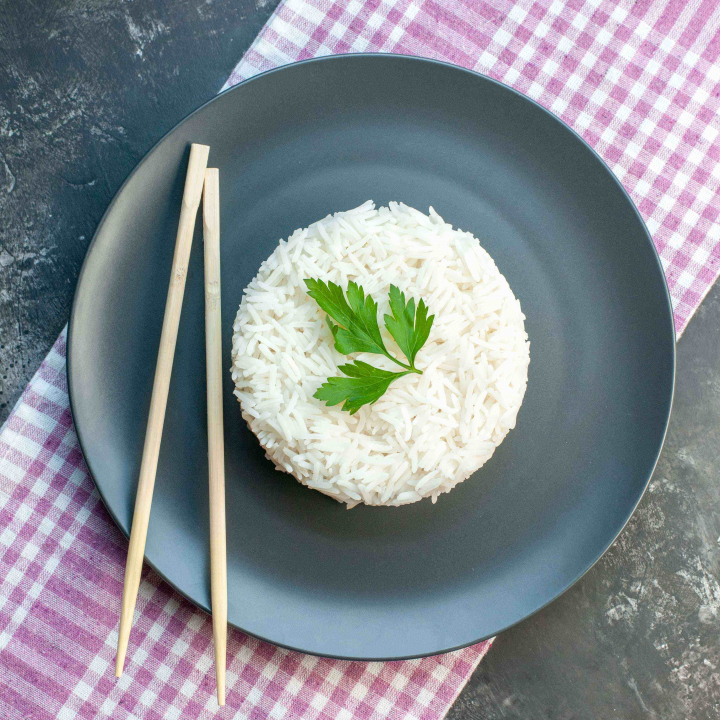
[115,143,210,678]
[202,168,227,706]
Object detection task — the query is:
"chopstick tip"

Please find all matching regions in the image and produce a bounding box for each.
[115,648,125,678]
[190,143,211,162]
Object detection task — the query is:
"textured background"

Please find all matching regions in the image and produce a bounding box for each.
[448,280,720,720]
[0,1,718,718]
[0,0,282,421]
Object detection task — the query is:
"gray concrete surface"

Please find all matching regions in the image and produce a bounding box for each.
[1,2,718,718]
[0,0,281,419]
[449,284,720,720]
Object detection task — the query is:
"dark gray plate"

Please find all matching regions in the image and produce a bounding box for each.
[68,55,675,660]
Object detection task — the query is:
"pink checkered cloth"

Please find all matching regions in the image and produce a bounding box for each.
[0,331,489,720]
[2,1,719,718]
[227,0,720,334]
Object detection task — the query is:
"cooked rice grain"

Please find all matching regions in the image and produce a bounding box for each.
[231,202,530,507]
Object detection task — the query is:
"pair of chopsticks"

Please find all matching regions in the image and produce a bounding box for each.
[114,144,228,706]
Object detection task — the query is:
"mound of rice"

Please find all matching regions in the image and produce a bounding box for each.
[231,201,530,507]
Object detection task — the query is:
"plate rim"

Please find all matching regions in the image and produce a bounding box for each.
[67,53,676,660]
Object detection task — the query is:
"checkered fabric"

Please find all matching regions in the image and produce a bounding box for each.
[0,331,490,719]
[2,1,719,718]
[227,0,720,335]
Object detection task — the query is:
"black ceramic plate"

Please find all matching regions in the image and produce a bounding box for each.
[68,55,675,660]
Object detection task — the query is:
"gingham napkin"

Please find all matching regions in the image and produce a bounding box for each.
[2,1,719,718]
[228,0,720,334]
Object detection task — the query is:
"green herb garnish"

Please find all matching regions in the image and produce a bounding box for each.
[313,361,412,415]
[305,279,434,413]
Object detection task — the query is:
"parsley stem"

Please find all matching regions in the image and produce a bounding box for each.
[385,352,422,374]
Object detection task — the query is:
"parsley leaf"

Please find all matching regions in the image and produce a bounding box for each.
[305,279,434,413]
[314,361,411,415]
[384,285,435,371]
[305,279,391,359]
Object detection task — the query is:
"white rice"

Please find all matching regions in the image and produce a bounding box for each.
[231,201,530,507]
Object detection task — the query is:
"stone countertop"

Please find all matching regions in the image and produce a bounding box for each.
[0,0,281,418]
[1,2,718,718]
[449,282,720,720]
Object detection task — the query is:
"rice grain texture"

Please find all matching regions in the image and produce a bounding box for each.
[231,202,530,507]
